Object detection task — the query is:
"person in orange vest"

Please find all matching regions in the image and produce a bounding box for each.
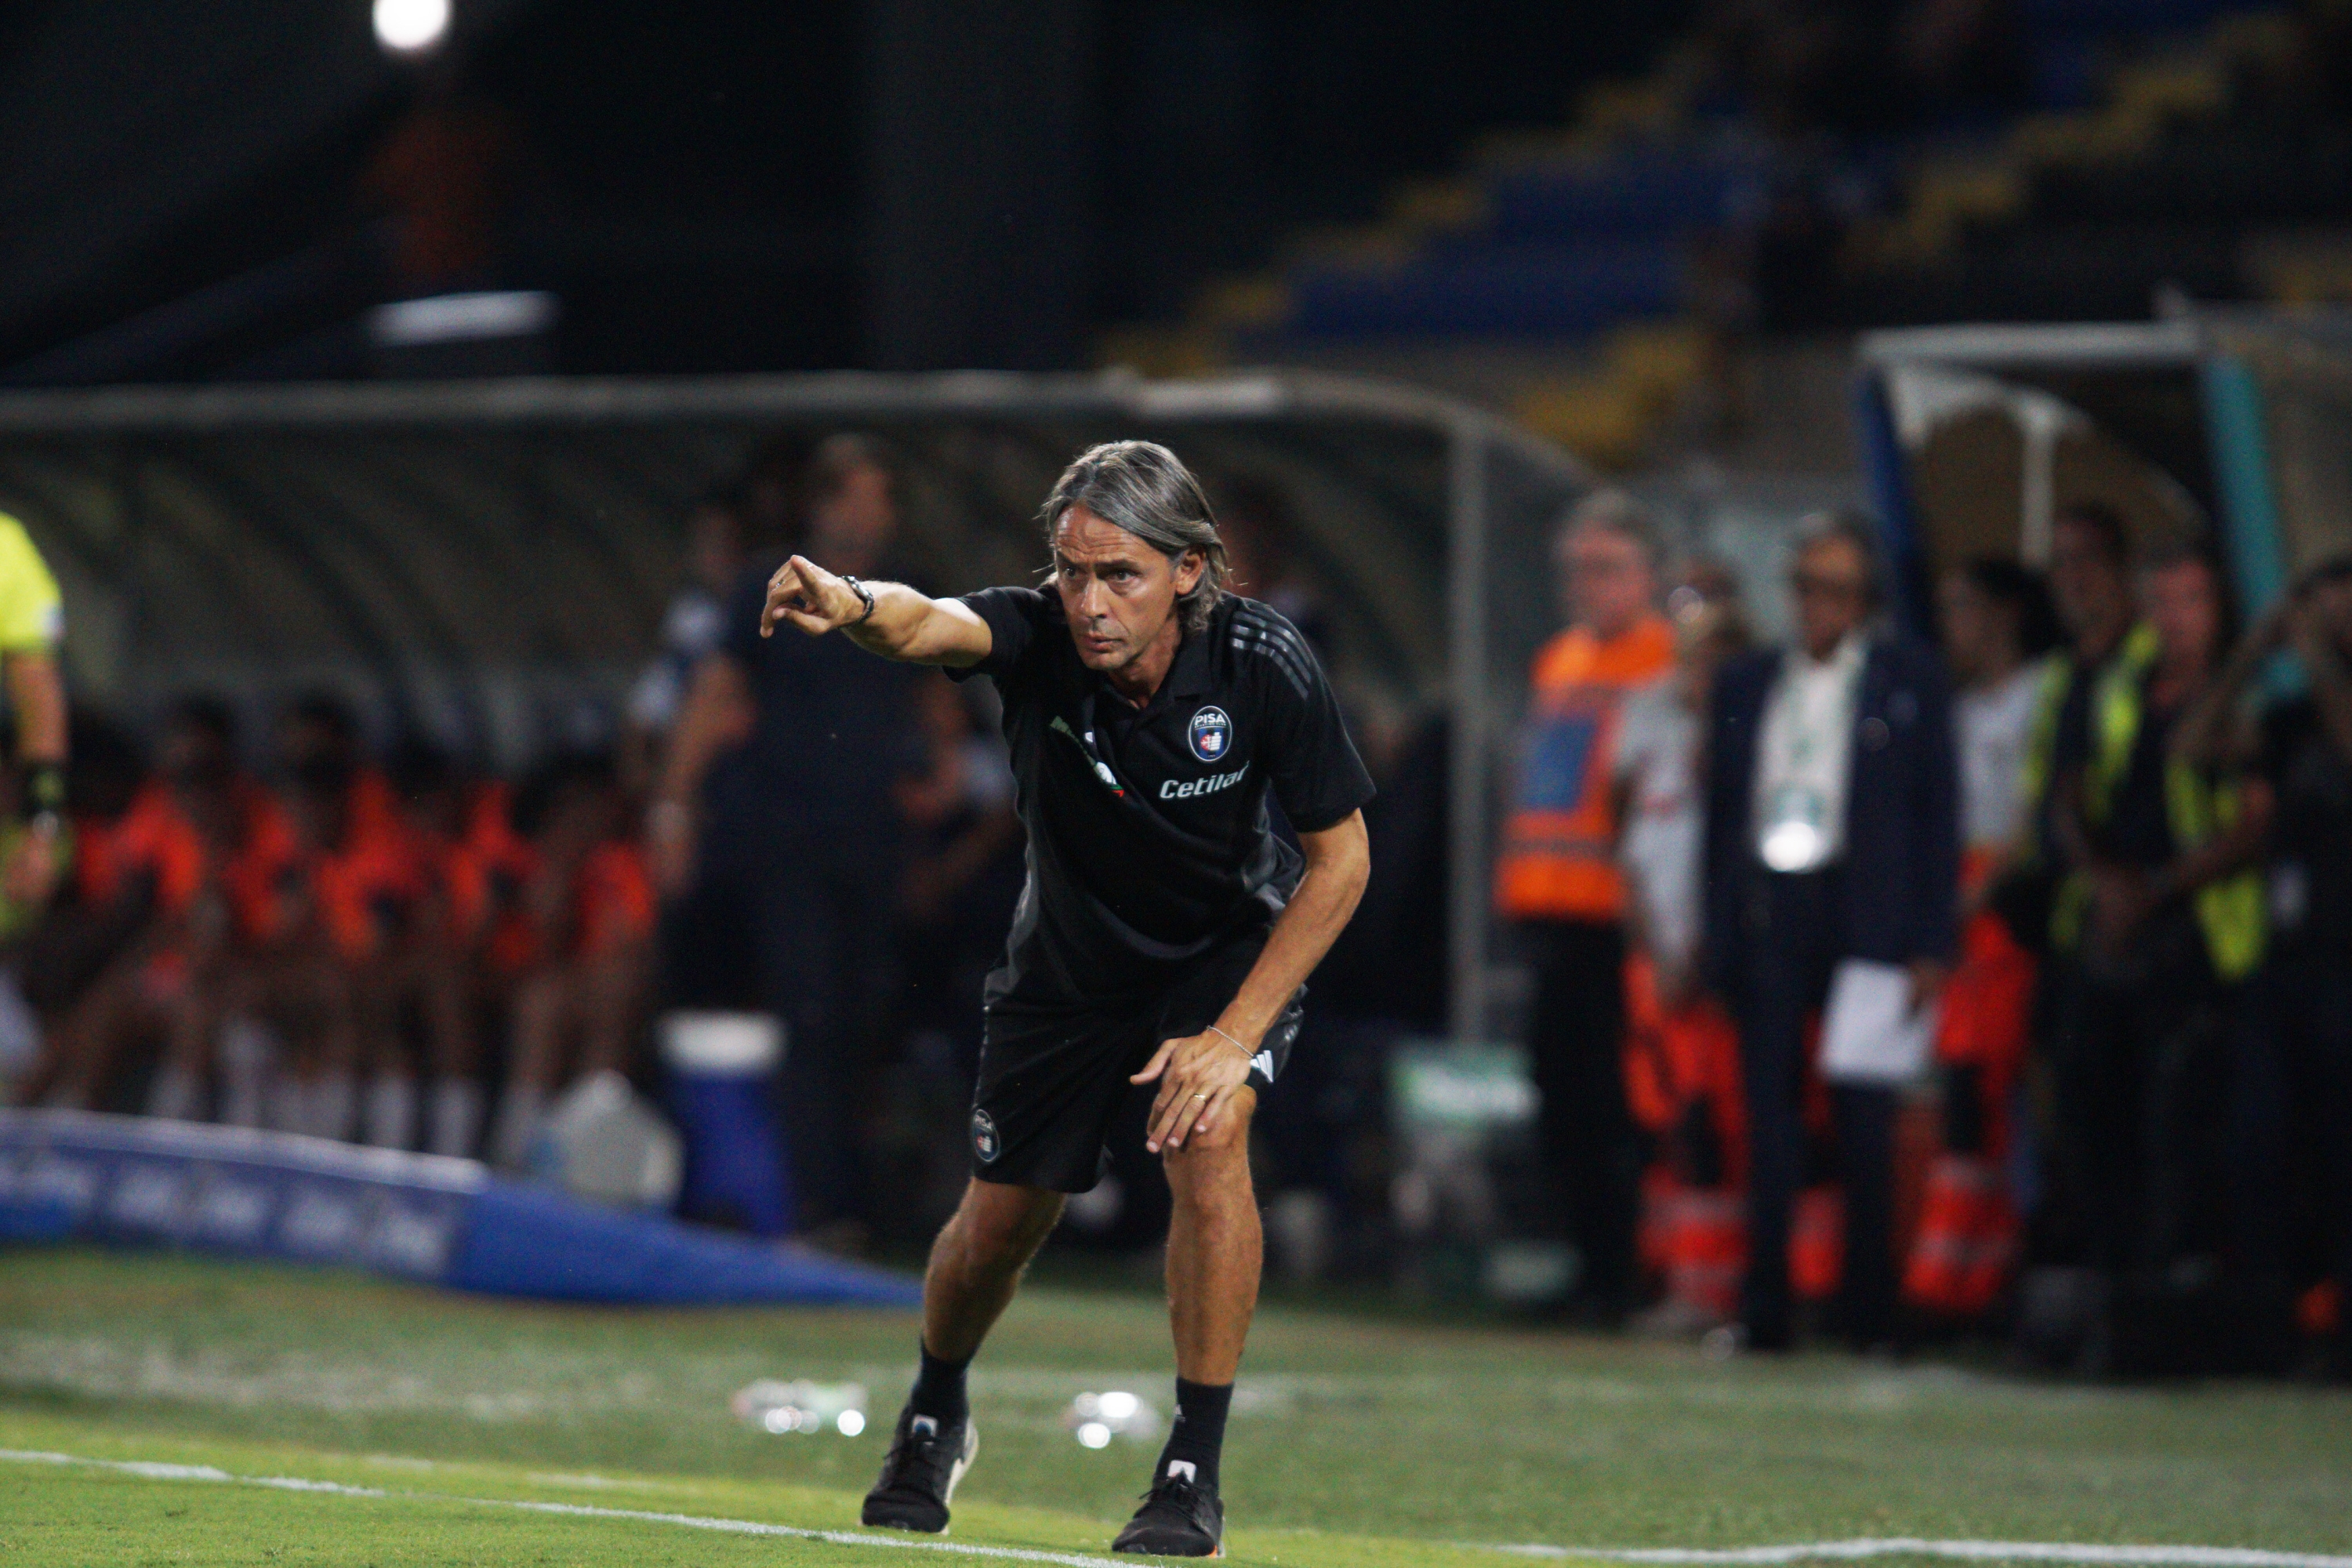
[1497,490,1676,1321]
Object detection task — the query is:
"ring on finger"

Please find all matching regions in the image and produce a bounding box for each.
[1191,1092,1209,1101]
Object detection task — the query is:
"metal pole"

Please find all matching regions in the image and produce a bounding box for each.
[1446,418,1489,1044]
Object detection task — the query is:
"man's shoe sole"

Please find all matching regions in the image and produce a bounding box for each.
[1111,1534,1222,1558]
[861,1420,978,1534]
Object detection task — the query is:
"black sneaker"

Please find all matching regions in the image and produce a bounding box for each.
[860,1409,978,1534]
[1112,1461,1223,1557]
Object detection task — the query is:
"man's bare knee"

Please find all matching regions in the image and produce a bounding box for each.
[949,1178,1063,1269]
[1162,1101,1255,1204]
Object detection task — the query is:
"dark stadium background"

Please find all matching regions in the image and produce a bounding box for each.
[0,1,1684,381]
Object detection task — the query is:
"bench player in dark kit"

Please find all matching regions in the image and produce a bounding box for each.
[759,441,1373,1556]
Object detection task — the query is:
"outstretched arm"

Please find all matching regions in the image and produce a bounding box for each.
[2174,601,2285,768]
[1132,809,1372,1153]
[760,554,993,666]
[2285,596,2352,767]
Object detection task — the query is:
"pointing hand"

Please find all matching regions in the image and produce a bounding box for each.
[760,556,862,638]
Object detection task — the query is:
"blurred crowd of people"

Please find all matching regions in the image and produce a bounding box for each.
[9,691,656,1168]
[1510,491,2352,1376]
[0,434,1449,1269]
[0,437,1022,1224]
[10,430,2347,1377]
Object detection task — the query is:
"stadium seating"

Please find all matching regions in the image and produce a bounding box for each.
[1106,0,2347,471]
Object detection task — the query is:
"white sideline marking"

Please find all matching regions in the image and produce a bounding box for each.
[0,1448,1125,1566]
[14,1448,2346,1568]
[1491,1543,2352,1568]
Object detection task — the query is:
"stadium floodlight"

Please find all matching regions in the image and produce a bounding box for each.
[373,0,451,55]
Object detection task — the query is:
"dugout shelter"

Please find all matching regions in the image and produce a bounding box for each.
[0,370,1591,1046]
[1853,308,2352,632]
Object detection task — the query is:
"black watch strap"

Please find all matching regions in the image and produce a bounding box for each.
[840,574,877,624]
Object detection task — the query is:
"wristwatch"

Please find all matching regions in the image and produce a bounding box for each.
[840,574,877,625]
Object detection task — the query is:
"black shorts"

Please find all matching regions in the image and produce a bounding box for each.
[968,940,1302,1193]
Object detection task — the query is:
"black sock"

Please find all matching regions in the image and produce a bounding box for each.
[1155,1378,1232,1490]
[908,1343,971,1426]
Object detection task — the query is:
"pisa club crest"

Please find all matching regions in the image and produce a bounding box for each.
[1188,706,1233,763]
[971,1109,1001,1163]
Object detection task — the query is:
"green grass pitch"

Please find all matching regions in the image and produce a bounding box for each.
[0,1247,2347,1565]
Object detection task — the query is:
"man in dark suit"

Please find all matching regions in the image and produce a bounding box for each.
[1703,514,1958,1352]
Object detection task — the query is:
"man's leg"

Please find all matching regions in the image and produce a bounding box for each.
[1162,1090,1261,1385]
[1831,1083,1899,1349]
[1562,922,1635,1313]
[920,1177,1067,1363]
[1105,1088,1256,1556]
[866,1176,1062,1534]
[1735,973,1803,1349]
[1734,870,1835,1350]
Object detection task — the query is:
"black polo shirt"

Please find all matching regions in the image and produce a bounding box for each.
[951,586,1374,1011]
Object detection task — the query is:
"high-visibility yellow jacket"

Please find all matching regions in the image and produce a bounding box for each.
[2026,623,2265,981]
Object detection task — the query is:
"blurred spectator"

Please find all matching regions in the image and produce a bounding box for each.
[0,510,68,930]
[35,698,299,1124]
[1496,490,1676,1321]
[382,742,505,1156]
[651,433,925,1239]
[2012,504,2138,1276]
[879,673,1025,1232]
[893,673,1023,1063]
[624,490,748,792]
[1617,559,1750,1335]
[365,77,520,293]
[2252,557,2352,1374]
[252,695,430,1140]
[2026,505,2141,899]
[1619,561,1751,1008]
[489,754,656,1167]
[1904,557,2060,1319]
[1703,513,1957,1352]
[1215,479,1334,660]
[6,716,147,1096]
[2178,554,2352,1370]
[2045,541,2269,1294]
[1944,560,2060,894]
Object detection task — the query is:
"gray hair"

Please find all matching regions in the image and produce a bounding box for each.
[1561,487,1664,566]
[1040,441,1229,634]
[1793,508,1886,608]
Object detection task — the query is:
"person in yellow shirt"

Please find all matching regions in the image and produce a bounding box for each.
[1496,490,1676,1322]
[0,511,68,918]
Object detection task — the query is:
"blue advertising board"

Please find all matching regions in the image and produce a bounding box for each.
[0,1109,919,1308]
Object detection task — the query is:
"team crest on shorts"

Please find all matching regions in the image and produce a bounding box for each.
[971,1108,1001,1163]
[1188,706,1232,762]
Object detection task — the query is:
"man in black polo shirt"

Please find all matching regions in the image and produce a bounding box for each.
[758,441,1373,1556]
